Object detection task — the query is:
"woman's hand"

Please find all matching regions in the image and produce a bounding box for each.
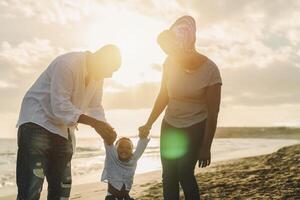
[198,145,211,168]
[138,124,152,138]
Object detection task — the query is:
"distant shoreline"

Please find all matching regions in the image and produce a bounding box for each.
[1,126,300,140]
[214,127,300,140]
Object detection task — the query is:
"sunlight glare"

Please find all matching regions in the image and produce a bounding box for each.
[83,4,168,86]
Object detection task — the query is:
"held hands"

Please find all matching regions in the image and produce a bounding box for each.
[93,121,117,145]
[198,145,211,168]
[138,124,151,138]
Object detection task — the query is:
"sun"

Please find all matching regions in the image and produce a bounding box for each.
[82,5,168,87]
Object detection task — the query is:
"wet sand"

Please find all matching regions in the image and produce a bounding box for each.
[137,144,300,200]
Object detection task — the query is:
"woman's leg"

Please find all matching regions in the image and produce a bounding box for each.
[161,157,180,200]
[177,120,206,200]
[160,120,180,200]
[177,153,199,200]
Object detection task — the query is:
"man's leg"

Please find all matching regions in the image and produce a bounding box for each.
[46,133,73,200]
[16,123,50,200]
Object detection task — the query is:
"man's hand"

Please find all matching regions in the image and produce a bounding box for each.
[138,124,151,138]
[198,145,211,168]
[77,115,117,144]
[94,121,117,145]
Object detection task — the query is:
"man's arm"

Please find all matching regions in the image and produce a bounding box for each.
[50,64,82,126]
[50,64,116,144]
[86,81,107,123]
[78,114,116,145]
[83,81,116,144]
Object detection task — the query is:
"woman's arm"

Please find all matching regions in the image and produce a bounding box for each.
[198,83,221,168]
[145,85,169,128]
[139,65,169,137]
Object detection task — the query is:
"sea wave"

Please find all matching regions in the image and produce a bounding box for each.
[0,152,16,156]
[76,147,100,152]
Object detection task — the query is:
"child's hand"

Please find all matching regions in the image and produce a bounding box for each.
[103,130,117,145]
[139,132,148,139]
[138,124,151,138]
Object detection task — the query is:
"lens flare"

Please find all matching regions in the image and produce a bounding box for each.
[161,129,188,159]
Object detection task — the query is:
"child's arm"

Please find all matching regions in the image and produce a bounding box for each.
[103,140,116,158]
[132,136,150,160]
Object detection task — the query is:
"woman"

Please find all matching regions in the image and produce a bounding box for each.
[139,16,222,200]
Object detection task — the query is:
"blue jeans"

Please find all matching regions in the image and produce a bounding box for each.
[160,120,206,200]
[16,123,73,200]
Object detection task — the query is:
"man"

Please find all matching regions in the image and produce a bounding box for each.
[16,44,121,200]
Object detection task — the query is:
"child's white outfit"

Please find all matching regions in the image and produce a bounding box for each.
[101,138,150,199]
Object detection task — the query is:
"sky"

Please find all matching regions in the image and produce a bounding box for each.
[0,0,300,138]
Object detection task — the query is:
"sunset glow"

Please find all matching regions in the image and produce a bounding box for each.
[1,1,300,138]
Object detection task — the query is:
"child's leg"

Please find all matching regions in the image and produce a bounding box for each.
[105,195,117,200]
[125,194,134,200]
[105,195,134,200]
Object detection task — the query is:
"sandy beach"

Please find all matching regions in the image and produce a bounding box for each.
[137,144,300,200]
[71,143,300,200]
[2,141,300,200]
[1,129,299,200]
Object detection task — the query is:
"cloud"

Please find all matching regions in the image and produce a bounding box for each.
[104,0,188,20]
[0,0,95,24]
[221,60,300,106]
[0,38,66,114]
[102,58,300,110]
[0,39,65,79]
[103,82,160,110]
[0,80,16,89]
[0,39,63,72]
[0,0,299,118]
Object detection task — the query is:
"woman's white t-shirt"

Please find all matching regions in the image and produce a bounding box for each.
[163,57,222,128]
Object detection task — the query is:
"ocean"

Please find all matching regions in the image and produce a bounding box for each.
[0,137,298,197]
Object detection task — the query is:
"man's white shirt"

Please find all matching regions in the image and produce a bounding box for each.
[17,52,106,141]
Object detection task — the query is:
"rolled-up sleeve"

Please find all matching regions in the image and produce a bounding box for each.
[208,65,222,86]
[50,64,82,126]
[86,82,107,122]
